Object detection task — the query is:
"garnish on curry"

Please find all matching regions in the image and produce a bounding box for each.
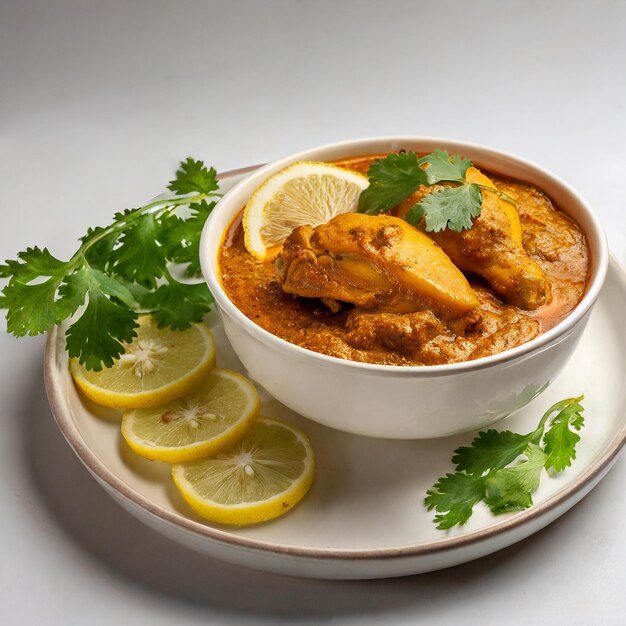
[219,154,590,366]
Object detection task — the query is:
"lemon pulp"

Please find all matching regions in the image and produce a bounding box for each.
[70,316,215,409]
[121,368,260,462]
[172,417,315,525]
[243,161,368,260]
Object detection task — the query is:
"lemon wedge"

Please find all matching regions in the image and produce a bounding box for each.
[120,369,260,462]
[172,417,315,525]
[70,316,215,409]
[243,161,369,260]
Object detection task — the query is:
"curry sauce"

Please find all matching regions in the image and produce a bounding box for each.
[219,156,590,366]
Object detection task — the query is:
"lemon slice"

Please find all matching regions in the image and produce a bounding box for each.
[243,161,369,259]
[71,316,215,409]
[120,369,260,462]
[172,417,315,525]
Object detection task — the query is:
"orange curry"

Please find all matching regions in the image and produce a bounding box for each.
[219,155,590,366]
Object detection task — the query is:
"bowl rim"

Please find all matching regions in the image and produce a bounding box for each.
[201,136,609,376]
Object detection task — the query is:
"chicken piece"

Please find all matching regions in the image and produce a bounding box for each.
[275,213,479,318]
[398,167,550,310]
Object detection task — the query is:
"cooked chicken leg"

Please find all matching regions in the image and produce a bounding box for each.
[402,168,550,310]
[275,213,479,318]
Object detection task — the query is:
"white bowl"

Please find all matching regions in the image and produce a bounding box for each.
[200,137,608,439]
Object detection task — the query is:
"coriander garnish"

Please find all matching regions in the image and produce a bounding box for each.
[0,158,221,371]
[425,396,585,529]
[358,149,516,232]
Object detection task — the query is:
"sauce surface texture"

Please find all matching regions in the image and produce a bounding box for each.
[219,156,590,366]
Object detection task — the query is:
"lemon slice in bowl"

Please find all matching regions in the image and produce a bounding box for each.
[172,417,315,525]
[243,161,369,260]
[70,316,215,409]
[121,369,260,462]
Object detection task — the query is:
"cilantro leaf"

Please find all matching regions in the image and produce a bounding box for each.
[0,248,74,336]
[138,281,213,329]
[57,265,136,324]
[159,200,215,276]
[111,214,167,287]
[56,267,90,320]
[0,156,220,370]
[483,444,546,513]
[2,277,65,336]
[419,149,472,184]
[112,207,139,225]
[168,158,218,195]
[66,297,137,370]
[425,472,486,530]
[88,268,137,308]
[65,267,138,370]
[358,152,429,215]
[412,184,483,232]
[0,247,67,282]
[452,429,533,476]
[358,149,485,232]
[543,396,585,472]
[426,396,586,530]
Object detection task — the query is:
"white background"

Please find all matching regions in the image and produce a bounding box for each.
[1,1,626,624]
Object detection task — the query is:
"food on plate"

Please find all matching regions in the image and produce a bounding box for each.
[242,161,368,260]
[426,395,585,529]
[219,152,590,366]
[172,417,315,525]
[72,317,316,525]
[71,316,216,408]
[0,151,324,526]
[121,368,260,462]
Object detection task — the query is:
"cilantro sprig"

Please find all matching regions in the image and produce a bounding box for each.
[358,149,515,232]
[0,158,221,370]
[425,396,585,529]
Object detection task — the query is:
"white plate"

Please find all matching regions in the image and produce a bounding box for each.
[44,169,626,580]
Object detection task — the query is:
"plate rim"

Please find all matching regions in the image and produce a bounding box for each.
[43,166,626,563]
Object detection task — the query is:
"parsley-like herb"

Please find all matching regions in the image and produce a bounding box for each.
[425,396,585,529]
[0,158,221,370]
[358,149,515,233]
[358,151,430,215]
[410,183,483,232]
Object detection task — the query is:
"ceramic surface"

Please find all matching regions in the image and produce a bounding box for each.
[200,139,609,438]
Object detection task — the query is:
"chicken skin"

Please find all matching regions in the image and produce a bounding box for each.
[275,213,479,319]
[397,167,550,310]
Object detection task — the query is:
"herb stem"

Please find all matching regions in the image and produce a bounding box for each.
[74,191,222,263]
[472,183,517,207]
